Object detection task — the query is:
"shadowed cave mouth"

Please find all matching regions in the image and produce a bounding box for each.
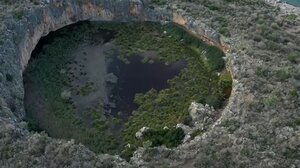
[23,21,232,159]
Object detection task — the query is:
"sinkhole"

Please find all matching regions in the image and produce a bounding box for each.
[23,21,232,159]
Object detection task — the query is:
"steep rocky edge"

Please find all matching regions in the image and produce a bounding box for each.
[0,0,299,167]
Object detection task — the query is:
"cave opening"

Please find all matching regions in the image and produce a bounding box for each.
[23,21,231,159]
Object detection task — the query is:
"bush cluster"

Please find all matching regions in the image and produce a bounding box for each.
[143,128,185,148]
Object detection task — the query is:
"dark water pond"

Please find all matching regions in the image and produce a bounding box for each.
[23,21,228,155]
[25,21,186,124]
[107,54,186,119]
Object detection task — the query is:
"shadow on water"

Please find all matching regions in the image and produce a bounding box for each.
[30,21,115,59]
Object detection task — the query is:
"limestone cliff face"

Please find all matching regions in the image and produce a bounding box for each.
[19,0,222,71]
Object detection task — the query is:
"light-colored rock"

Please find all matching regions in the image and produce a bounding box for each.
[135,126,149,139]
[61,90,71,99]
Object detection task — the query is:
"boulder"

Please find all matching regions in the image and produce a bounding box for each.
[135,126,149,139]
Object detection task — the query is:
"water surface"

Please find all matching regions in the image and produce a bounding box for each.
[107,54,186,119]
[285,0,300,7]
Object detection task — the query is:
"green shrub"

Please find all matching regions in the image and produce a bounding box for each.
[25,118,43,132]
[290,89,298,98]
[293,66,300,80]
[275,69,290,81]
[287,117,300,127]
[286,14,297,21]
[288,52,299,63]
[205,95,222,109]
[207,5,220,11]
[143,128,185,148]
[13,8,24,20]
[151,0,167,5]
[5,73,13,82]
[263,96,277,107]
[255,67,270,77]
[294,117,300,126]
[219,27,231,37]
[120,145,137,161]
[206,46,225,71]
[219,71,232,89]
[266,40,279,50]
[221,119,240,133]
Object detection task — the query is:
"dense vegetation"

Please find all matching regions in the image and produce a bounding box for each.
[24,23,119,154]
[143,128,185,147]
[24,21,231,160]
[95,22,229,147]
